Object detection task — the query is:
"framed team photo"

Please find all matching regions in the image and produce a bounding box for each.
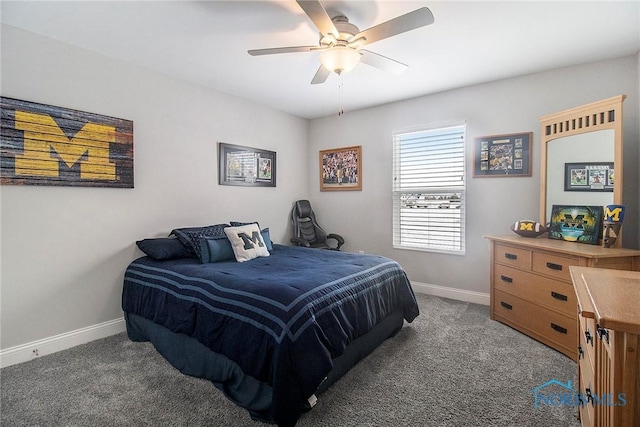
[473,132,532,177]
[564,162,613,192]
[319,145,362,191]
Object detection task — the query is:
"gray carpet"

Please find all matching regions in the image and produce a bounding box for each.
[1,294,580,426]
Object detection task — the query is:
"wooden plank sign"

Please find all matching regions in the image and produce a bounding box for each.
[1,97,134,187]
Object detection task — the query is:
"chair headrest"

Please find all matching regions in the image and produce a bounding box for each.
[295,200,313,217]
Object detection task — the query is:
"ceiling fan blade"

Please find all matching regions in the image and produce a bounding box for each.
[248,46,318,56]
[311,66,331,84]
[296,0,339,37]
[359,49,408,75]
[355,7,434,46]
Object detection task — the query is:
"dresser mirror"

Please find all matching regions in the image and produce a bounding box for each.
[539,95,625,244]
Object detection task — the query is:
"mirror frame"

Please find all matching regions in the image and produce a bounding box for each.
[539,95,625,243]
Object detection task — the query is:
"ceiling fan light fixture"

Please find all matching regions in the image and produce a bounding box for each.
[319,46,361,75]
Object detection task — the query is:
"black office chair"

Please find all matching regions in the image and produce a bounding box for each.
[290,200,344,250]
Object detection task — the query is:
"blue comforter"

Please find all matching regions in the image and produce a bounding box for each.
[122,244,419,426]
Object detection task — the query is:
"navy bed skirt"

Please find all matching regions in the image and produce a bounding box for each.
[125,309,405,424]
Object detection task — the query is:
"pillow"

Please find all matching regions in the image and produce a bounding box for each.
[260,227,273,251]
[136,238,192,260]
[230,221,260,227]
[224,223,270,262]
[230,221,272,251]
[170,224,229,259]
[199,237,235,263]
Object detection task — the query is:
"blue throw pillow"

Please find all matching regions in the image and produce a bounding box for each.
[170,224,229,259]
[199,237,236,263]
[261,227,273,251]
[136,238,192,260]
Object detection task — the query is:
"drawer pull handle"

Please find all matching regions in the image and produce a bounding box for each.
[578,345,584,360]
[585,330,593,345]
[504,253,518,260]
[551,323,567,334]
[500,275,513,283]
[551,291,568,301]
[597,326,610,344]
[585,388,594,405]
[546,262,563,271]
[500,301,513,310]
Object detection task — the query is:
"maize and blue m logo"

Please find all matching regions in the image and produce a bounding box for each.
[14,110,117,180]
[0,97,133,188]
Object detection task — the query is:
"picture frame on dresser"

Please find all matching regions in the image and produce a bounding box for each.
[547,205,603,245]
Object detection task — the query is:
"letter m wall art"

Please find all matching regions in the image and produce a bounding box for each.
[1,97,133,188]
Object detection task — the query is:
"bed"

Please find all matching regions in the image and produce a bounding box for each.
[122,223,419,426]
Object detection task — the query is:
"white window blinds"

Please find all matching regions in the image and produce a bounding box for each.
[392,124,466,254]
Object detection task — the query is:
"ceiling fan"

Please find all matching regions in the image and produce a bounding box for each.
[248,0,435,84]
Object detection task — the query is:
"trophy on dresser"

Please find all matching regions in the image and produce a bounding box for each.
[602,204,625,248]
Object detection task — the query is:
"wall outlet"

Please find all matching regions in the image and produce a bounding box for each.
[358,250,364,254]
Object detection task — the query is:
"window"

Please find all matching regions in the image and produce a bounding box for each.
[392,124,466,254]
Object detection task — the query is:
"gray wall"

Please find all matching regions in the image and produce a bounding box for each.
[0,25,309,350]
[308,55,639,294]
[1,23,638,353]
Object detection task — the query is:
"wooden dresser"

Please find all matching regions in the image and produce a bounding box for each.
[486,235,640,361]
[570,267,640,427]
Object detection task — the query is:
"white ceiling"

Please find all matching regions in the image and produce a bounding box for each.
[2,1,639,119]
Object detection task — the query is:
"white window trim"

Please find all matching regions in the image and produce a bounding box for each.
[392,122,466,255]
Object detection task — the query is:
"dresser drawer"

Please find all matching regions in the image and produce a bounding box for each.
[578,357,596,427]
[493,289,576,354]
[495,244,531,270]
[494,264,577,317]
[579,401,594,427]
[532,251,579,282]
[579,315,597,369]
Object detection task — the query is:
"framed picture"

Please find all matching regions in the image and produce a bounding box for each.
[218,142,276,187]
[548,205,603,245]
[1,96,134,188]
[319,145,362,191]
[473,132,532,177]
[564,162,613,192]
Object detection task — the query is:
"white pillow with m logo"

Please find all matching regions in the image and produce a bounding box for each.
[224,223,270,262]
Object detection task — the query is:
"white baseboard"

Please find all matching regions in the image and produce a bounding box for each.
[411,281,490,306]
[0,317,126,369]
[0,284,486,368]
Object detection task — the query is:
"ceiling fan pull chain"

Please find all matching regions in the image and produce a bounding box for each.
[338,74,344,117]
